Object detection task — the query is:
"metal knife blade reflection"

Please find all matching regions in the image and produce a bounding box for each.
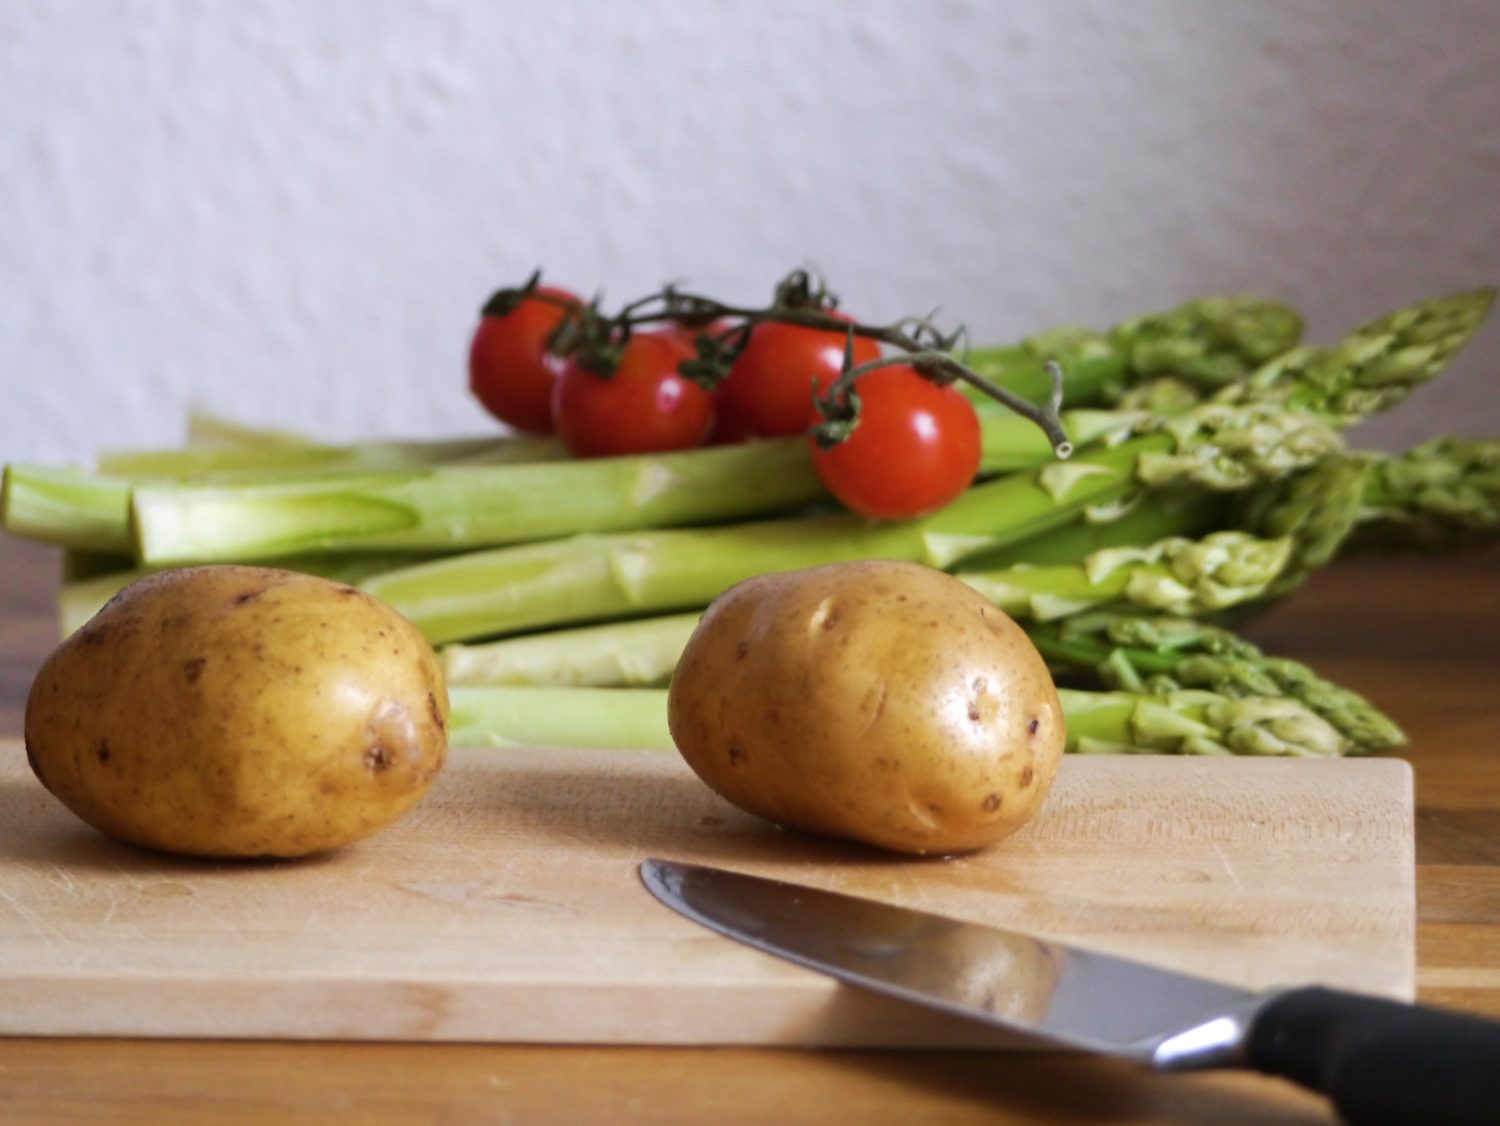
[640,858,1500,1126]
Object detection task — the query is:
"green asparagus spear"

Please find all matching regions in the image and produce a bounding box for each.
[994,288,1490,426]
[1345,436,1500,552]
[445,683,1350,757]
[1214,288,1495,427]
[362,401,1341,644]
[948,488,1229,572]
[964,294,1304,408]
[449,685,677,750]
[953,447,1413,591]
[5,408,1140,559]
[444,614,697,688]
[1023,611,1405,753]
[125,439,833,565]
[438,528,1297,686]
[1109,294,1307,391]
[959,531,1294,621]
[956,451,1371,601]
[971,290,1495,568]
[1061,687,1350,757]
[125,404,1164,566]
[1225,452,1373,601]
[0,465,133,553]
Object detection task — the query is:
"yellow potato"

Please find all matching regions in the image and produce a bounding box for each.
[667,560,1064,855]
[24,565,448,859]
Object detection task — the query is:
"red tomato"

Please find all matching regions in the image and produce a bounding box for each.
[705,406,758,446]
[716,313,882,439]
[809,364,981,520]
[551,331,715,458]
[468,285,580,434]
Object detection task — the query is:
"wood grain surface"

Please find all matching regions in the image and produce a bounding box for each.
[0,743,1414,1042]
[1,535,1498,1124]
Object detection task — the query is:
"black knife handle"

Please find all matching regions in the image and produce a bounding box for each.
[1245,985,1500,1125]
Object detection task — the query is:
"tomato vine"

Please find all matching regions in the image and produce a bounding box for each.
[470,268,1072,515]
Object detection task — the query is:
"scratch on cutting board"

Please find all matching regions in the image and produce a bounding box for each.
[1185,759,1245,885]
[1206,838,1242,887]
[0,881,72,946]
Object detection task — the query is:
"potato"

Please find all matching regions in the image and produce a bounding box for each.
[666,560,1065,855]
[24,565,448,859]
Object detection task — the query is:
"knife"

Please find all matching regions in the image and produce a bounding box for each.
[641,858,1500,1126]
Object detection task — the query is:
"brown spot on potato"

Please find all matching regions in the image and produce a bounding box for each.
[982,793,1002,812]
[735,640,750,660]
[727,740,747,766]
[1027,717,1040,735]
[364,746,392,773]
[427,692,444,731]
[231,590,262,605]
[96,739,112,764]
[1020,766,1034,788]
[183,657,206,684]
[967,677,989,723]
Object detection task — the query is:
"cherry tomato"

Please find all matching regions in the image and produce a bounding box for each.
[808,364,981,520]
[705,405,759,446]
[551,331,715,458]
[716,313,882,439]
[468,285,580,434]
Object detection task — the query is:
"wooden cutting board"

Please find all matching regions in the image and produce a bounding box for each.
[0,739,1414,1046]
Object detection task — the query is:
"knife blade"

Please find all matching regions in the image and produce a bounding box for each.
[641,858,1500,1126]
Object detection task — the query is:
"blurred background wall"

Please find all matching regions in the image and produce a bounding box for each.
[2,0,1497,465]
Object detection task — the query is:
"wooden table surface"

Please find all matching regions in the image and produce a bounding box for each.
[1,533,1497,1125]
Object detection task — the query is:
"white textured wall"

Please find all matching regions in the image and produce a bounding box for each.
[2,0,1498,466]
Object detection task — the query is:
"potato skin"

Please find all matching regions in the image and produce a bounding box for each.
[667,560,1064,855]
[24,566,448,859]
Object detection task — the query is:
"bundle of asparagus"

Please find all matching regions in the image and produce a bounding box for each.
[4,286,1494,759]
